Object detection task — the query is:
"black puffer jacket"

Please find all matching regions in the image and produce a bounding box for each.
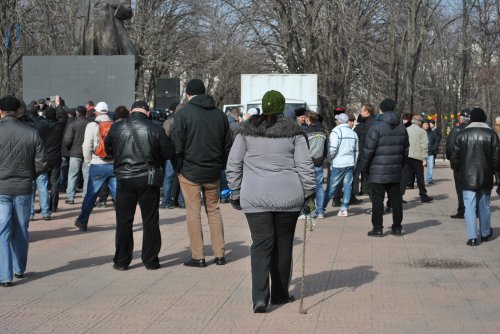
[359,112,409,184]
[172,94,232,183]
[451,123,500,190]
[0,116,47,195]
[426,128,440,156]
[104,112,174,179]
[63,116,89,158]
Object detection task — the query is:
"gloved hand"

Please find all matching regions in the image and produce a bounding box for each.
[302,191,316,215]
[230,190,242,210]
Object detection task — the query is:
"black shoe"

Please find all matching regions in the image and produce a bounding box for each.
[113,264,129,271]
[482,228,494,242]
[421,196,433,203]
[214,257,226,265]
[271,295,295,305]
[178,204,186,209]
[332,200,341,207]
[365,209,372,215]
[43,215,51,221]
[1,282,13,287]
[406,185,414,189]
[220,198,230,204]
[74,219,87,231]
[14,273,24,279]
[367,229,383,237]
[183,258,207,268]
[349,196,363,205]
[253,301,267,313]
[160,204,168,209]
[358,191,364,196]
[167,202,177,209]
[466,238,479,246]
[35,209,41,214]
[145,263,161,270]
[95,201,107,208]
[384,207,392,214]
[65,199,74,204]
[450,213,464,219]
[391,228,402,236]
[402,200,408,204]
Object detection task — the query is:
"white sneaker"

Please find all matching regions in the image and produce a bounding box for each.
[298,214,306,220]
[337,210,348,217]
[316,214,324,219]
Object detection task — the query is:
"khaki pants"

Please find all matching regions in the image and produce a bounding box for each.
[179,174,225,259]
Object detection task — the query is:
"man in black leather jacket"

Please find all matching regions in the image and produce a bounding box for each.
[451,108,499,246]
[104,101,174,271]
[0,96,47,286]
[446,108,471,218]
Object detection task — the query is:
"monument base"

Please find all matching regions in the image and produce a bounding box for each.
[22,55,135,110]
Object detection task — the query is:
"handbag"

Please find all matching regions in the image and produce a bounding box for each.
[128,122,164,188]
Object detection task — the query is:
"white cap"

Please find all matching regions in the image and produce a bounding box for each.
[247,108,259,116]
[95,102,108,113]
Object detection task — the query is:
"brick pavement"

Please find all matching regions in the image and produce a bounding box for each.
[1,160,499,334]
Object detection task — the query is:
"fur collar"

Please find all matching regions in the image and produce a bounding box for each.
[466,122,490,129]
[239,115,304,138]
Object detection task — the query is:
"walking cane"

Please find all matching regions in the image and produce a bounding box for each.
[299,214,315,314]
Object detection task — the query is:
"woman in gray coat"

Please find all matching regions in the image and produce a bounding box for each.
[226,90,316,313]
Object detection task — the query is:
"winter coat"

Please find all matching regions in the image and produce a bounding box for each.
[0,116,47,195]
[226,116,316,213]
[63,116,90,158]
[426,128,440,156]
[304,121,328,166]
[354,114,376,157]
[45,118,65,168]
[328,124,359,168]
[171,94,232,183]
[407,124,428,161]
[359,112,409,184]
[105,112,174,179]
[451,122,500,190]
[445,121,470,161]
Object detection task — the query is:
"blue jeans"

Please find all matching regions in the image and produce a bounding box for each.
[426,155,435,183]
[463,189,491,240]
[323,166,354,211]
[78,164,116,226]
[314,166,325,215]
[66,158,89,201]
[162,160,175,206]
[0,194,31,283]
[31,173,50,217]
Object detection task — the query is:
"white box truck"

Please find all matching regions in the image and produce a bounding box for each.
[224,74,318,117]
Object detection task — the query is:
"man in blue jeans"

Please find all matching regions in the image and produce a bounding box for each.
[74,102,116,231]
[323,113,358,217]
[451,107,499,246]
[0,95,47,286]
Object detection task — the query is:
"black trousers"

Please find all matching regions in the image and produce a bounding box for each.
[114,176,161,267]
[400,158,427,197]
[170,173,181,204]
[370,182,403,231]
[48,165,61,212]
[453,170,465,215]
[245,211,299,306]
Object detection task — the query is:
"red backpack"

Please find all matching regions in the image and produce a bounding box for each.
[95,121,113,159]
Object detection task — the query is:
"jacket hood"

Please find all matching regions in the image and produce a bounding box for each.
[188,94,216,110]
[380,112,400,129]
[239,115,304,138]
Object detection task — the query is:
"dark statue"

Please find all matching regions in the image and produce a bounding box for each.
[73,0,138,63]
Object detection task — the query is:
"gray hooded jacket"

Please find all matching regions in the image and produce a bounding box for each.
[226,116,316,213]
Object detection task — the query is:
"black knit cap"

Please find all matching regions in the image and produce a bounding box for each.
[76,106,87,115]
[379,98,395,112]
[470,107,487,123]
[186,79,206,96]
[0,95,21,112]
[131,100,150,112]
[295,107,306,117]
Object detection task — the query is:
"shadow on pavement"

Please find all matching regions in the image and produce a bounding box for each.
[402,219,441,235]
[287,265,378,312]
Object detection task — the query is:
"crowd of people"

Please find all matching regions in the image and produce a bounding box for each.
[0,81,498,314]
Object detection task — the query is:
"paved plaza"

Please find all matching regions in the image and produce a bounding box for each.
[1,161,499,334]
